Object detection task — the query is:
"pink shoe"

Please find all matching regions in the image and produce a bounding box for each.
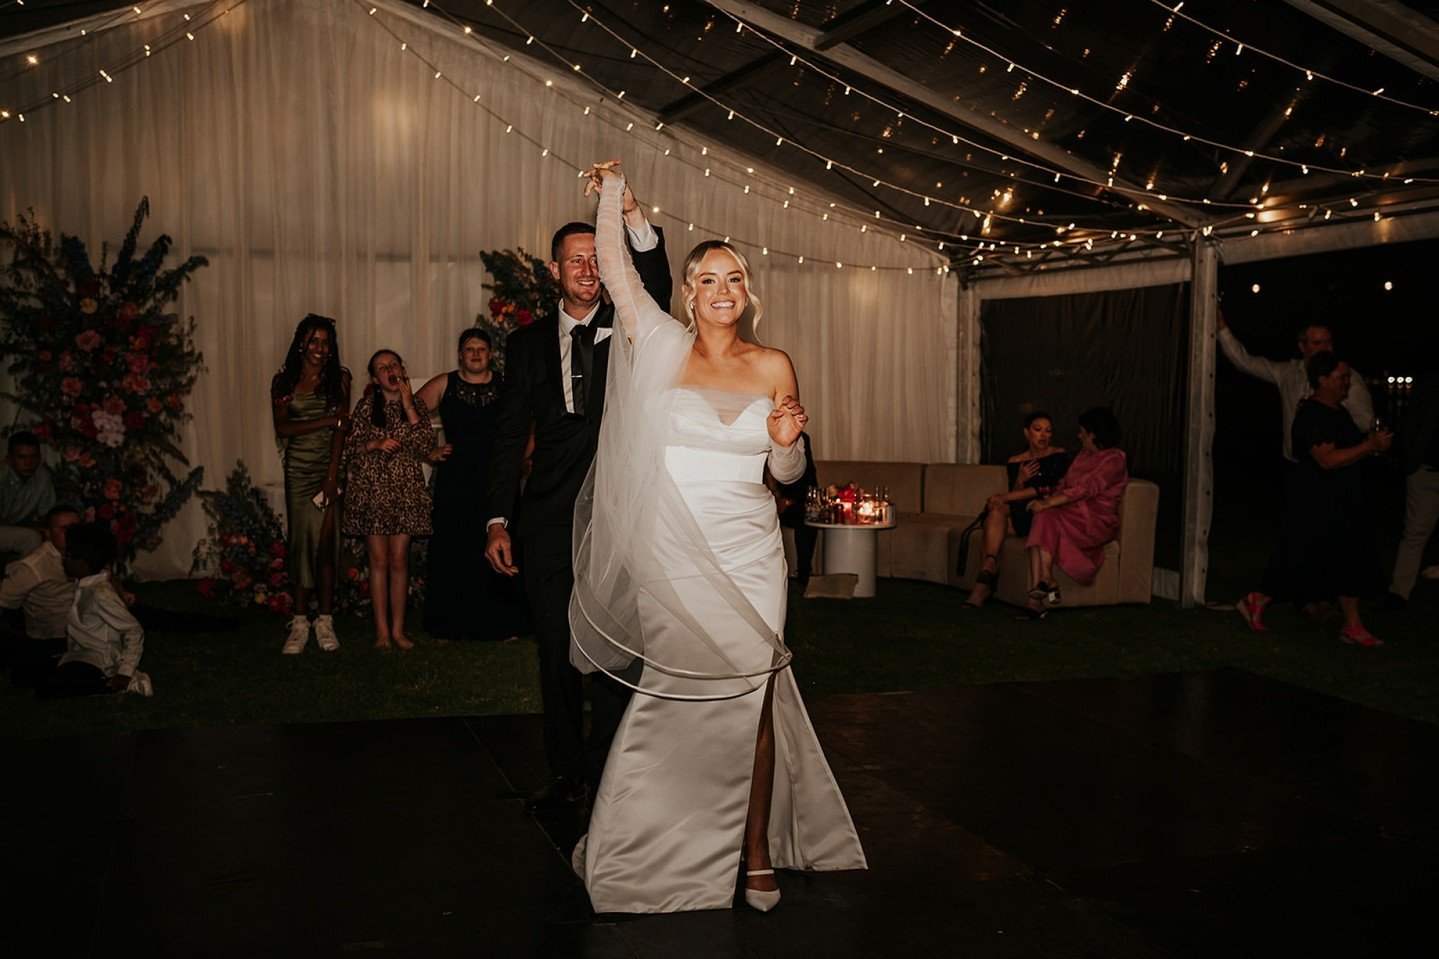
[1236,592,1268,631]
[1339,624,1383,647]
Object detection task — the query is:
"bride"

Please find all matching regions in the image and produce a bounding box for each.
[568,162,866,914]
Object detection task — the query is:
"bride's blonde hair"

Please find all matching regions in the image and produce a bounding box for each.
[680,240,763,336]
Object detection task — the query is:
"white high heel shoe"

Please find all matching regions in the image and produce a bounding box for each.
[744,869,780,912]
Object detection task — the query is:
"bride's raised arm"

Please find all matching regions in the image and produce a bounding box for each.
[589,165,673,343]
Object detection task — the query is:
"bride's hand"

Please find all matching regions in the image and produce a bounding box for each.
[768,395,807,447]
[582,160,627,200]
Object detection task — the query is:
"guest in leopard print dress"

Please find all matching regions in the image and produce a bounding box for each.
[344,349,451,650]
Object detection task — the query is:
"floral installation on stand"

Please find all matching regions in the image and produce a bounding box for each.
[194,461,428,616]
[477,247,557,373]
[0,198,206,567]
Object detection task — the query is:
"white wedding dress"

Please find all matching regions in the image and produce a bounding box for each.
[568,183,866,914]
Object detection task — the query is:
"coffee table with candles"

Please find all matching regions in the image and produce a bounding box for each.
[804,517,896,598]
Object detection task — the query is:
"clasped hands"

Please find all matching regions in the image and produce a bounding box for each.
[768,395,807,447]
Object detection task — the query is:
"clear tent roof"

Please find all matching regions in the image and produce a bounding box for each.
[6,0,1439,276]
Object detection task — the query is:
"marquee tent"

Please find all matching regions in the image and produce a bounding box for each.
[3,0,1438,603]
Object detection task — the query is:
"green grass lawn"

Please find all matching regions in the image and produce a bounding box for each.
[3,568,1436,740]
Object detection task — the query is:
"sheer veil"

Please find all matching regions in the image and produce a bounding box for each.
[568,181,792,701]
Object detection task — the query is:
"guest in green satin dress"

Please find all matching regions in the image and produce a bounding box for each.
[270,314,351,655]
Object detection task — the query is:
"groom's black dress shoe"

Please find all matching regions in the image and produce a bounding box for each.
[524,775,585,814]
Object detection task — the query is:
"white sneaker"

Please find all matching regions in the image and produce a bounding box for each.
[314,614,339,652]
[282,615,310,654]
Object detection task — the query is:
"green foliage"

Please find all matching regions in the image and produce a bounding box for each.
[478,247,557,372]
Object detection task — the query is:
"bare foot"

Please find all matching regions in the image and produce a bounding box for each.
[392,632,414,651]
[373,635,393,650]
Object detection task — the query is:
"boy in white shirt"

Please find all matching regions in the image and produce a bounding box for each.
[37,522,151,698]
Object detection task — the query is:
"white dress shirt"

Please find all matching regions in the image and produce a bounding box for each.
[60,571,144,678]
[1217,327,1375,462]
[0,541,75,639]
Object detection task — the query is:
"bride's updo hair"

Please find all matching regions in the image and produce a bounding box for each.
[680,240,762,334]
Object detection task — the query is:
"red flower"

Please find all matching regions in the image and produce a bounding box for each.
[488,297,506,317]
[38,350,52,363]
[269,571,284,587]
[63,446,82,463]
[517,308,535,327]
[145,397,163,414]
[122,373,152,394]
[139,484,158,501]
[220,558,236,574]
[75,329,102,352]
[97,504,115,520]
[116,302,139,329]
[269,540,286,557]
[58,352,74,372]
[103,478,122,501]
[270,557,284,570]
[124,412,145,431]
[103,396,125,415]
[165,394,182,410]
[33,423,51,442]
[197,578,217,598]
[233,572,253,590]
[78,453,95,469]
[61,377,84,398]
[126,352,151,376]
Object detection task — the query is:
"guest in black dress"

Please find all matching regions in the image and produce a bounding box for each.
[416,328,532,641]
[1237,353,1392,645]
[963,411,1070,609]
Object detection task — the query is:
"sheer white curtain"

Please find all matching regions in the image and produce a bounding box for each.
[0,0,956,578]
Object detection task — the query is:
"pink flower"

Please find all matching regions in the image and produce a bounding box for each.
[125,352,151,375]
[122,373,152,394]
[63,446,81,463]
[103,479,122,501]
[61,377,84,398]
[75,330,102,351]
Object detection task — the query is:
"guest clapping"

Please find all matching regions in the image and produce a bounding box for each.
[963,412,1069,609]
[344,350,449,650]
[1238,354,1391,644]
[271,315,351,654]
[1022,407,1128,619]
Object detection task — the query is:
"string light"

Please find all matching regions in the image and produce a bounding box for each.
[357,2,943,276]
[889,0,1436,184]
[0,0,237,123]
[1142,0,1439,116]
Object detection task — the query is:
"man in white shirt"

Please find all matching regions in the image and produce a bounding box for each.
[0,506,81,683]
[484,169,672,813]
[37,521,149,699]
[1217,313,1374,461]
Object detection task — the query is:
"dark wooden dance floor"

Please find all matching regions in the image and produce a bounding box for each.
[8,667,1437,958]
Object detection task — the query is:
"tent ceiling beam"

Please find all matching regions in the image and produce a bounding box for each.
[657,52,787,124]
[1279,0,1439,80]
[814,0,909,51]
[703,0,1208,229]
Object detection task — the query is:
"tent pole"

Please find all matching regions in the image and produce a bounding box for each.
[1181,241,1219,608]
[957,282,981,463]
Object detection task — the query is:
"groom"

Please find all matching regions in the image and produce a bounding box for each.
[485,174,672,813]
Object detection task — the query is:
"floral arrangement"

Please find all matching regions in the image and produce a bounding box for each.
[0,198,206,565]
[477,247,557,371]
[194,460,427,616]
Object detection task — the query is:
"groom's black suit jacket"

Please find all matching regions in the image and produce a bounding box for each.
[485,230,672,533]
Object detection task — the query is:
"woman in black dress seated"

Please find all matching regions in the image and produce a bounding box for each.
[1237,353,1391,645]
[417,328,531,641]
[963,411,1070,609]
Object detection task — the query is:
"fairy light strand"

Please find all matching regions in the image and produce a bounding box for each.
[703,3,1260,213]
[0,1,239,125]
[356,1,946,275]
[408,0,1074,253]
[1142,0,1439,116]
[457,0,1184,242]
[889,0,1439,185]
[0,0,161,86]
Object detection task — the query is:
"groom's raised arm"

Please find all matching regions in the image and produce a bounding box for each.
[630,226,672,315]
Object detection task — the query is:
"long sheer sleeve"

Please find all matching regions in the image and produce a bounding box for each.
[595,177,675,344]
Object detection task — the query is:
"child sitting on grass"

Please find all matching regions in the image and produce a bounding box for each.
[36,522,152,698]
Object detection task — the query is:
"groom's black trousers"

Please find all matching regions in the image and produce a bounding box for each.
[522,524,634,798]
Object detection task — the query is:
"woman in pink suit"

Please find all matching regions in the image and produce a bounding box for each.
[1023,407,1128,619]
